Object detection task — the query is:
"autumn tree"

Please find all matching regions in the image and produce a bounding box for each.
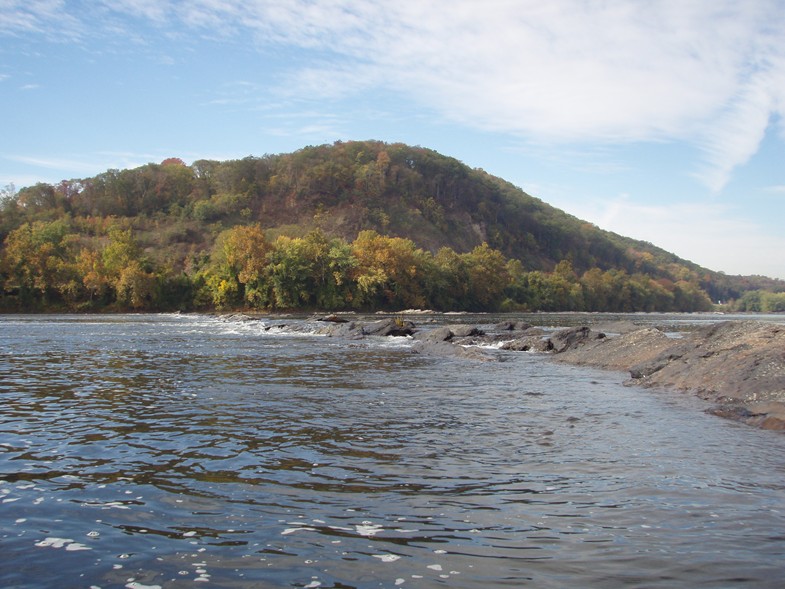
[201,224,270,308]
[351,230,430,309]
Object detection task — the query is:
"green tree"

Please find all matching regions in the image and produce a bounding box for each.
[1,219,73,305]
[461,243,510,311]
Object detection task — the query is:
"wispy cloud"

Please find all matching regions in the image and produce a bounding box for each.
[0,0,83,40]
[143,1,785,192]
[4,0,784,193]
[5,154,99,173]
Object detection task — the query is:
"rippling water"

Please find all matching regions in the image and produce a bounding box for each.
[2,313,785,588]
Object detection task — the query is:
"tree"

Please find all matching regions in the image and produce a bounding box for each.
[431,247,470,310]
[1,220,73,305]
[462,243,510,311]
[202,224,270,308]
[115,260,156,309]
[351,230,430,309]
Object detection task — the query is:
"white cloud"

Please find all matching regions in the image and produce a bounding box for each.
[4,154,100,174]
[0,0,82,39]
[4,0,784,193]
[125,0,783,193]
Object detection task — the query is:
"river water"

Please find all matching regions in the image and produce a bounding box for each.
[1,313,784,588]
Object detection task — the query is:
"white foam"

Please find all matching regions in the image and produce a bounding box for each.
[35,537,92,551]
[282,527,316,535]
[355,522,383,537]
[373,554,401,563]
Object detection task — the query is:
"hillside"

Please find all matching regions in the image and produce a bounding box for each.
[1,140,783,312]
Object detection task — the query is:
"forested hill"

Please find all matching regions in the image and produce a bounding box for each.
[1,140,783,313]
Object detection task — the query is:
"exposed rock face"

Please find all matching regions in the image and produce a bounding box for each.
[552,321,785,431]
[553,327,674,371]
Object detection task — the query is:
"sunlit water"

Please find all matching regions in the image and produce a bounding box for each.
[1,313,784,588]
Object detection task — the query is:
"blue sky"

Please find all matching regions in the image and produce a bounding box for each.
[2,0,784,279]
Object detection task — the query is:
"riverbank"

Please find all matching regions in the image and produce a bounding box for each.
[549,320,785,431]
[313,316,785,431]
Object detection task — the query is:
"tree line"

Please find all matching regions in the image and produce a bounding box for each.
[1,140,781,313]
[0,218,714,313]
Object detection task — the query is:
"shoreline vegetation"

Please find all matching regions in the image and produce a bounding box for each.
[2,141,784,315]
[287,314,785,432]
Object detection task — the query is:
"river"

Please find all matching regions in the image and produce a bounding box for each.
[1,313,784,588]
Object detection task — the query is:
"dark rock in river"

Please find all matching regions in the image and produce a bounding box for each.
[414,326,455,343]
[317,314,350,323]
[449,324,485,338]
[362,318,416,337]
[316,317,416,338]
[555,327,673,372]
[549,325,606,353]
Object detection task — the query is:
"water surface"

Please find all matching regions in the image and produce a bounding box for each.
[1,314,784,588]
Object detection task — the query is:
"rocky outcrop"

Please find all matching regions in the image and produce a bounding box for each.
[548,325,606,352]
[552,321,785,431]
[316,317,416,338]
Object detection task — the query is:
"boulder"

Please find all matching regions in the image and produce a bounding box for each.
[555,327,674,372]
[414,326,454,343]
[361,318,416,337]
[449,324,484,338]
[550,326,605,353]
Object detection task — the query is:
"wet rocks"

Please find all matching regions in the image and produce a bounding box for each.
[549,325,606,353]
[316,317,416,338]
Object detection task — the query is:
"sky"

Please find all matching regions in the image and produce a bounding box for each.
[1,0,784,279]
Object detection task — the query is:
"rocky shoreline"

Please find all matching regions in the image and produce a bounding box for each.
[312,315,785,432]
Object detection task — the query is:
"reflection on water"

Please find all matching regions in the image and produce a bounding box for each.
[2,313,785,588]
